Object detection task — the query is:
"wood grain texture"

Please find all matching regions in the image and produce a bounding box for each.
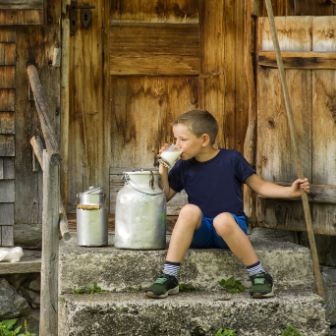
[0,134,14,156]
[0,179,14,202]
[256,16,336,235]
[0,89,15,111]
[0,66,15,88]
[0,203,14,224]
[0,1,43,10]
[110,76,198,168]
[67,0,105,212]
[0,9,43,25]
[110,0,199,23]
[0,225,13,246]
[0,111,14,134]
[0,42,15,65]
[110,23,200,75]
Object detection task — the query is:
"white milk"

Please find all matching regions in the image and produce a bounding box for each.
[159,149,181,168]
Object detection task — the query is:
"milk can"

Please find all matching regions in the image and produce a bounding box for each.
[115,170,166,249]
[76,186,108,246]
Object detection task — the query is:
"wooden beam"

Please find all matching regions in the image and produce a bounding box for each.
[27,64,59,156]
[258,51,336,69]
[40,150,59,336]
[0,250,41,274]
[0,1,43,10]
[30,135,44,168]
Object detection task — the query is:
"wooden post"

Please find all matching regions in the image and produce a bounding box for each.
[264,0,325,298]
[243,0,257,223]
[40,150,59,336]
[27,65,59,155]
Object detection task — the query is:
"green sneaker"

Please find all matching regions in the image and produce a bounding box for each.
[145,273,179,299]
[250,272,274,298]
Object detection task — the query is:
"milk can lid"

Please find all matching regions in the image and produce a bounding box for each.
[83,186,103,194]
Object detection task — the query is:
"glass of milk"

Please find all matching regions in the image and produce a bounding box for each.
[158,144,182,168]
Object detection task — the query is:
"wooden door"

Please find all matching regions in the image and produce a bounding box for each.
[66,0,249,214]
[256,16,336,235]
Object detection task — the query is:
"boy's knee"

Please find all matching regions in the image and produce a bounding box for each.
[213,212,237,236]
[179,204,202,223]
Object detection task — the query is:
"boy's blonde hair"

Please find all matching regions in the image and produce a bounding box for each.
[173,109,218,144]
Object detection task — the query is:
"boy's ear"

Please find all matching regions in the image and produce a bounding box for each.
[201,133,211,146]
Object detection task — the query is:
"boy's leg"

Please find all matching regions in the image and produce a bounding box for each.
[145,204,202,299]
[213,212,273,298]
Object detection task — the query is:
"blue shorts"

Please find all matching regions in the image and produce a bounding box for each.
[190,213,248,249]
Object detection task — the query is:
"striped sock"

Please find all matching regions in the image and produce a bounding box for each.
[246,261,265,277]
[163,261,181,279]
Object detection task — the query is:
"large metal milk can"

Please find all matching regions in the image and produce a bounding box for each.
[76,186,108,246]
[115,170,166,249]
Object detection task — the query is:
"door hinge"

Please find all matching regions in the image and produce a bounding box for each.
[70,1,95,35]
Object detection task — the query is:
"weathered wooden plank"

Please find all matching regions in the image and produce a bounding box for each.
[258,16,312,52]
[0,134,14,156]
[256,16,314,233]
[3,157,14,179]
[257,199,336,236]
[0,43,15,65]
[0,9,43,25]
[0,203,14,224]
[1,225,13,246]
[0,66,15,88]
[311,16,336,239]
[258,51,336,69]
[40,150,59,336]
[0,249,41,274]
[0,157,2,178]
[0,111,14,134]
[110,23,200,75]
[199,0,227,148]
[110,0,199,23]
[0,30,15,42]
[110,76,198,168]
[0,1,43,10]
[67,0,104,211]
[0,89,15,111]
[0,179,14,202]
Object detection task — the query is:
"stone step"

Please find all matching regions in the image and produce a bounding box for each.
[58,290,329,336]
[59,234,315,294]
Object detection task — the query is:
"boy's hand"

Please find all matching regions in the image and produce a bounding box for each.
[289,178,310,198]
[157,143,169,175]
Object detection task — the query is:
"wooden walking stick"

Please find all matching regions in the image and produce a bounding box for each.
[264,0,325,298]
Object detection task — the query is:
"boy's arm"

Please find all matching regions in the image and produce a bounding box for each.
[245,174,310,199]
[159,164,176,201]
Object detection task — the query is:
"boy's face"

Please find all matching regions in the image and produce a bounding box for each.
[173,123,208,160]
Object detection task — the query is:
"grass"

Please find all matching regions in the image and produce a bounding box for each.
[214,327,237,336]
[218,277,245,294]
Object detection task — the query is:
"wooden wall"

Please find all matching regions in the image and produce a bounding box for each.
[0,0,61,247]
[256,16,336,235]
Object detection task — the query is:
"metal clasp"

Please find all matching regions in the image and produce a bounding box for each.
[70,1,95,35]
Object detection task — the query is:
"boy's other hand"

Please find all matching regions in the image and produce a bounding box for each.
[289,178,310,198]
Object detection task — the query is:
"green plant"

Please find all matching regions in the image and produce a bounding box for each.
[179,283,198,292]
[281,324,302,336]
[73,282,105,294]
[214,327,237,336]
[218,277,245,294]
[0,319,36,336]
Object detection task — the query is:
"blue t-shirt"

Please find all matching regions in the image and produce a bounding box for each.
[168,149,255,217]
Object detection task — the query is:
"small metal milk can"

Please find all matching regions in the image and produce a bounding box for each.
[115,169,166,249]
[76,186,108,246]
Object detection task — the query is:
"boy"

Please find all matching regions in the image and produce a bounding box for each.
[145,109,309,299]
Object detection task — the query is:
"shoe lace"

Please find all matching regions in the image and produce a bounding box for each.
[154,274,169,285]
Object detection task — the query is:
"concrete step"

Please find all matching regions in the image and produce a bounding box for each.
[58,290,329,336]
[59,234,315,294]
